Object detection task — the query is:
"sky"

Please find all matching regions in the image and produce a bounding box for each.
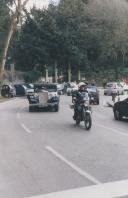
[26,0,58,9]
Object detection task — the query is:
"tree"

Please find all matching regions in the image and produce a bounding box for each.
[0,0,30,82]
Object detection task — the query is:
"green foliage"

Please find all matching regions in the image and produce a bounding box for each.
[9,0,128,80]
[23,70,42,83]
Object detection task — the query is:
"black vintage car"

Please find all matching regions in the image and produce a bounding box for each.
[1,84,15,98]
[113,97,128,120]
[28,83,60,112]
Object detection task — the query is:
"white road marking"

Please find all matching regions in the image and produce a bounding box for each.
[21,123,31,134]
[46,146,101,185]
[27,179,128,198]
[94,122,128,137]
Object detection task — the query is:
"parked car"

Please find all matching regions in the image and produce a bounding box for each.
[87,85,100,105]
[23,83,34,96]
[57,84,64,95]
[1,84,15,98]
[14,84,26,96]
[104,82,124,96]
[28,83,60,112]
[113,97,128,120]
[120,82,128,91]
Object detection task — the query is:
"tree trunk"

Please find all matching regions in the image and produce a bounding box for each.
[0,23,14,83]
[68,64,71,82]
[0,0,30,83]
[45,66,49,82]
[78,67,81,82]
[55,61,58,83]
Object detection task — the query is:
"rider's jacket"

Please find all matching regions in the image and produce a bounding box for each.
[72,90,88,105]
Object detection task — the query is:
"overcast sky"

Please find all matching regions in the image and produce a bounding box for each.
[26,0,58,9]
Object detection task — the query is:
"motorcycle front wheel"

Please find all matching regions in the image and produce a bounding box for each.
[84,112,92,130]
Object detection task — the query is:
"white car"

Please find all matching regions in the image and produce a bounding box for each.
[104,82,124,96]
[67,84,78,96]
[57,84,64,95]
[120,82,128,91]
[23,84,34,96]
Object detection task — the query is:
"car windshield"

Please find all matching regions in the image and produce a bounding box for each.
[24,84,33,89]
[87,86,97,92]
[46,85,57,92]
[106,83,116,88]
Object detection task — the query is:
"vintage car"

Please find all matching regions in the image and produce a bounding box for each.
[28,83,59,112]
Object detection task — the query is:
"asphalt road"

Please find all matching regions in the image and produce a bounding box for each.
[0,91,128,198]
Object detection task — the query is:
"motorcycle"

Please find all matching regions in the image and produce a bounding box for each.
[72,93,92,130]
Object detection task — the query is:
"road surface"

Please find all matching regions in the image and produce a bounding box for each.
[0,91,128,198]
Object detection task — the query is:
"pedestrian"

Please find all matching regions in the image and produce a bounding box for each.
[111,92,116,103]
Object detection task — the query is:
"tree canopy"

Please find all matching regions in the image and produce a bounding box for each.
[4,0,128,80]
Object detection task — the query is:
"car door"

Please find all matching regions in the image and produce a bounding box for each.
[119,99,128,117]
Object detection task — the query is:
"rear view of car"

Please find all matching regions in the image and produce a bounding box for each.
[104,82,124,96]
[14,84,26,96]
[24,84,34,96]
[1,85,15,98]
[120,82,128,91]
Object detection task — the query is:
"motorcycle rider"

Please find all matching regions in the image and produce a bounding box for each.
[72,82,89,120]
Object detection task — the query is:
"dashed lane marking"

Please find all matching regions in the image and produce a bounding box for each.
[21,123,31,134]
[94,122,128,137]
[46,146,101,185]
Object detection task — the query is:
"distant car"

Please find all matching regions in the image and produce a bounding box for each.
[67,84,78,96]
[113,97,128,120]
[57,84,64,95]
[14,84,26,96]
[87,85,100,105]
[23,83,34,96]
[1,84,15,98]
[120,82,128,91]
[104,82,124,96]
[29,83,60,112]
